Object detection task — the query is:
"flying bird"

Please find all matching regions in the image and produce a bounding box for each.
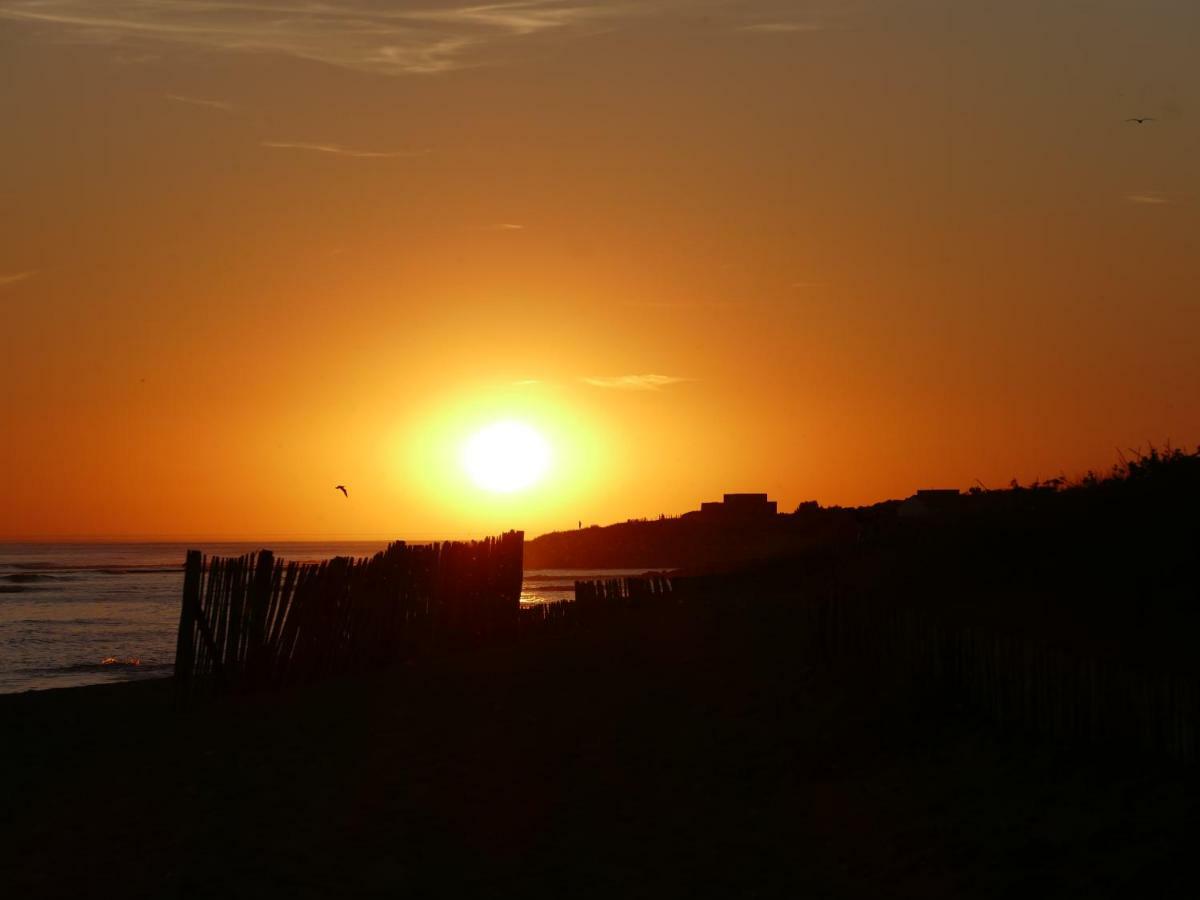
[335,485,348,498]
[1125,117,1155,124]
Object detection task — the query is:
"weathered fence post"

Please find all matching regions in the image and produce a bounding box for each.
[174,550,203,692]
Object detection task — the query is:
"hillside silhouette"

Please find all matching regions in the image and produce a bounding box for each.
[530,447,1200,679]
[525,492,860,569]
[527,449,1200,596]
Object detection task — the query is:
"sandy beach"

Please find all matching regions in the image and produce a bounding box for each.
[4,601,1196,899]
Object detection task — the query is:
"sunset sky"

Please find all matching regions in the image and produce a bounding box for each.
[2,0,1198,540]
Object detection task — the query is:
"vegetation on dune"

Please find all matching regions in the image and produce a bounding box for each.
[525,444,1200,572]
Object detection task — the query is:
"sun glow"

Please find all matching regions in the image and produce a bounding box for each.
[460,421,552,493]
[401,388,606,533]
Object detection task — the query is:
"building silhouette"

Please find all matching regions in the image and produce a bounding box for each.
[685,493,779,521]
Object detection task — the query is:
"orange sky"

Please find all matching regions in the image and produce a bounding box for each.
[2,1,1198,540]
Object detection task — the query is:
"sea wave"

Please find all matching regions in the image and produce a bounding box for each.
[2,573,77,583]
[97,567,183,575]
[3,563,182,575]
[12,616,134,627]
[51,659,172,674]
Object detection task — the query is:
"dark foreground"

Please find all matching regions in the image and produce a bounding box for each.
[3,608,1197,899]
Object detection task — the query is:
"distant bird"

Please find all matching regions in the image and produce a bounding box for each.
[335,485,348,498]
[1125,117,1155,124]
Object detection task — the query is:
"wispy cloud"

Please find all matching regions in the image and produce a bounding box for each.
[261,141,426,159]
[737,22,821,34]
[0,1,639,76]
[583,374,689,390]
[488,223,525,230]
[0,270,37,287]
[511,378,542,385]
[166,93,232,111]
[1126,192,1172,205]
[622,299,735,309]
[113,51,159,64]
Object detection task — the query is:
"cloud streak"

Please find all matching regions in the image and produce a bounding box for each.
[166,93,232,111]
[583,374,689,390]
[261,141,426,159]
[1126,192,1171,205]
[0,1,636,76]
[0,270,37,287]
[737,22,820,34]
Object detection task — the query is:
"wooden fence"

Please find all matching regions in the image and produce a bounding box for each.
[177,537,1200,759]
[821,595,1200,762]
[175,532,522,697]
[517,575,675,628]
[538,572,1200,761]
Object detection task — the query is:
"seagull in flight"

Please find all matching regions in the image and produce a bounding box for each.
[1125,117,1155,124]
[335,485,349,498]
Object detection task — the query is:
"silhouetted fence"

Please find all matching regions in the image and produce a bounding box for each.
[175,532,522,697]
[534,572,1200,761]
[518,575,674,628]
[818,595,1200,761]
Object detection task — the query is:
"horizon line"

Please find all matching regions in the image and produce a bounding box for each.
[0,533,500,544]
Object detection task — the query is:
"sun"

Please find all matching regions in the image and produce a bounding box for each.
[460,421,552,493]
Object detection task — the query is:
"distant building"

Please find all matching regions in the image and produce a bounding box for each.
[684,493,778,521]
[898,489,961,519]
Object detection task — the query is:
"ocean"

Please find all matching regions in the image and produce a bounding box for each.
[0,542,640,694]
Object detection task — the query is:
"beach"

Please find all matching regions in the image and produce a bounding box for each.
[4,599,1196,899]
